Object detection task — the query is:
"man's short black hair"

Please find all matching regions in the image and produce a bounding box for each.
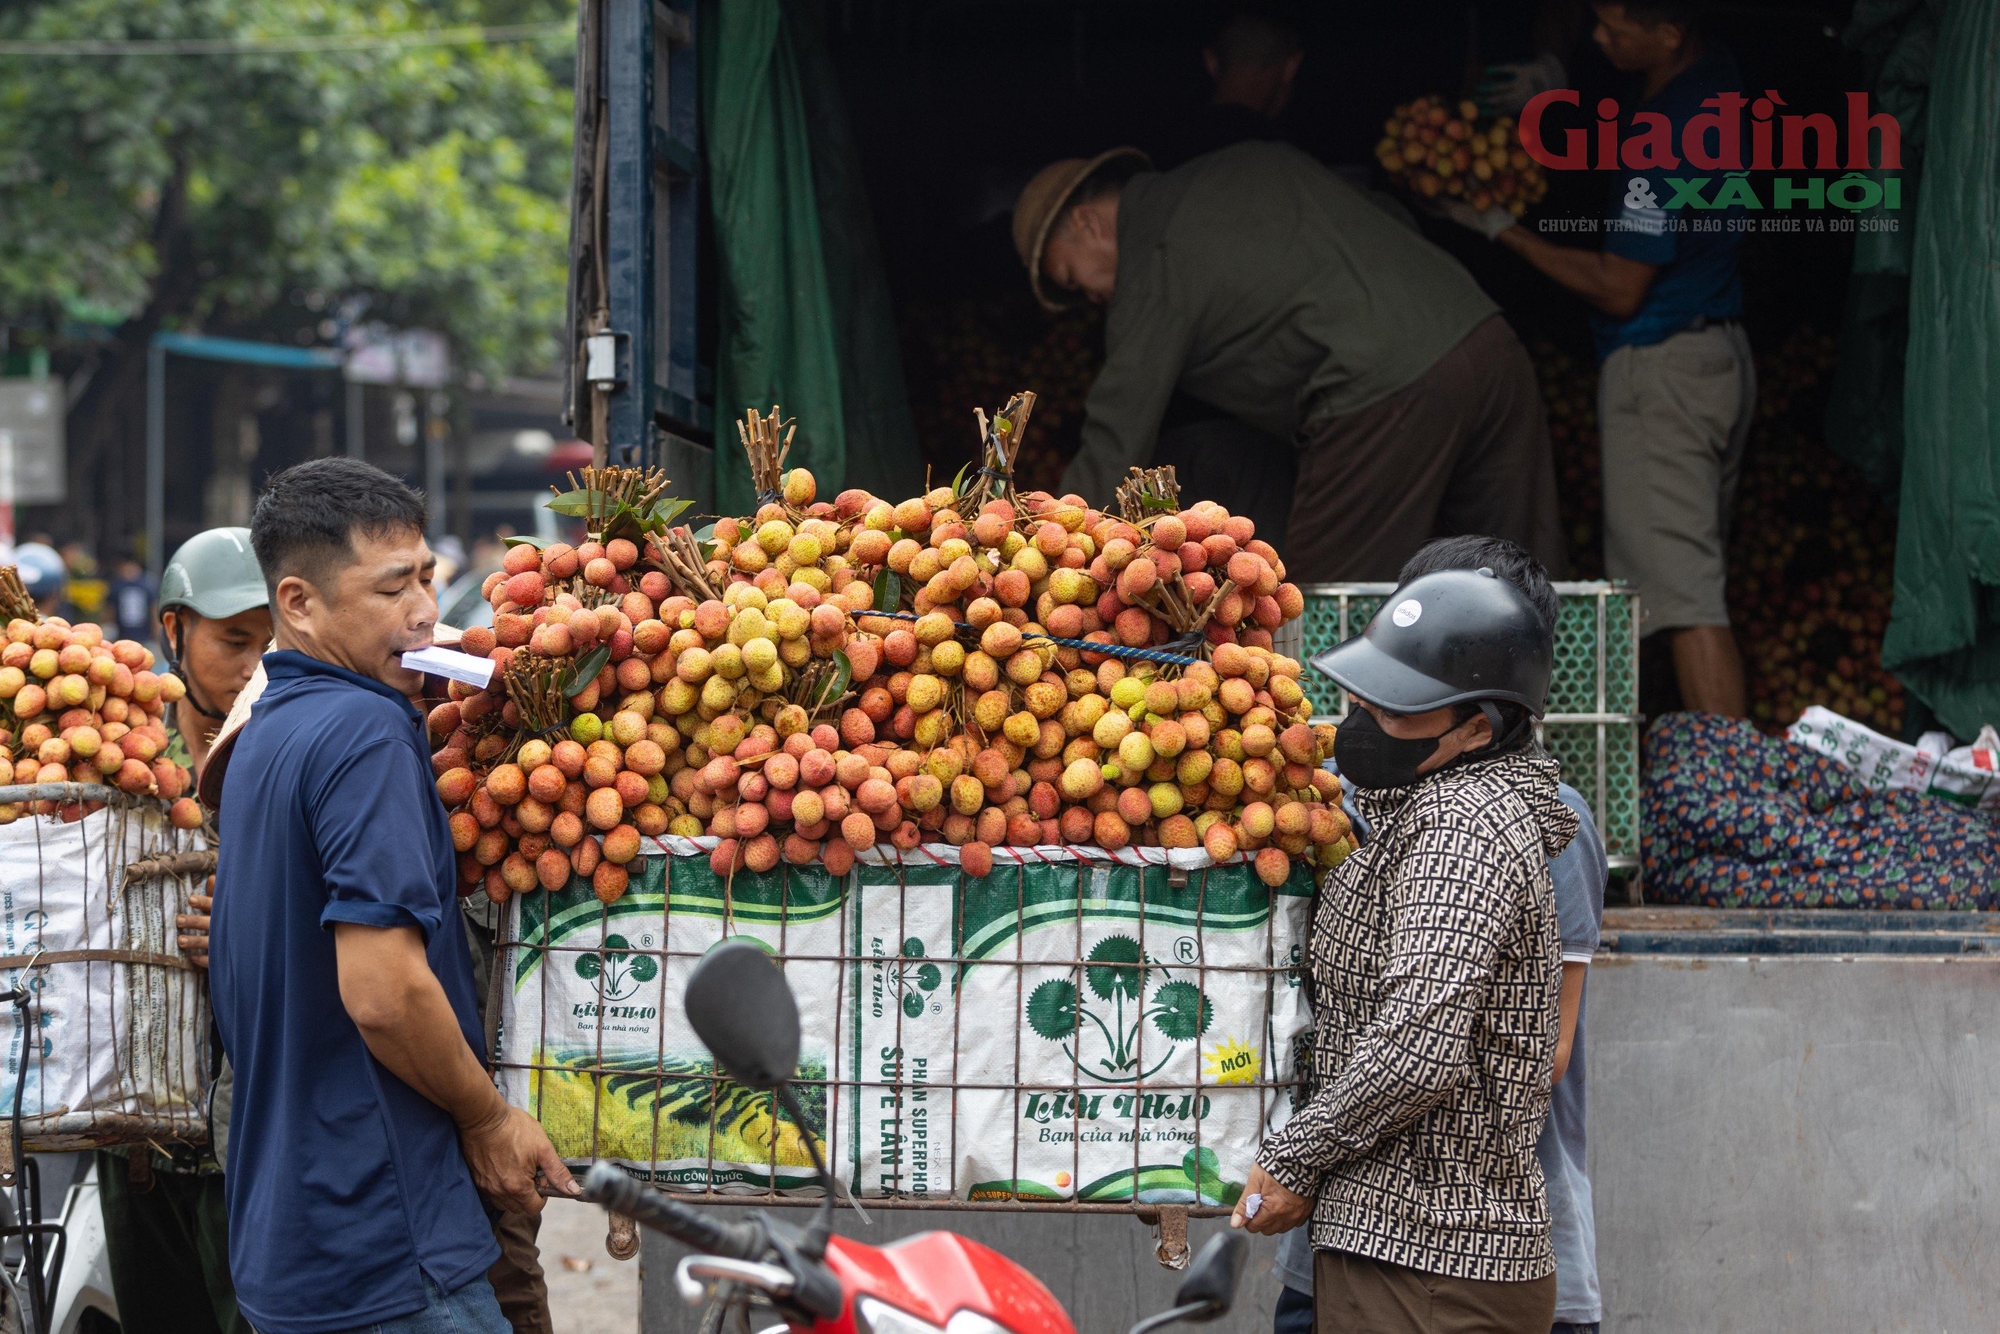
[1206,12,1303,72]
[1598,0,1704,39]
[1400,535,1556,752]
[251,458,427,595]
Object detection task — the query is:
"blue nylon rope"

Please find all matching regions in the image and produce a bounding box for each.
[863,610,1203,667]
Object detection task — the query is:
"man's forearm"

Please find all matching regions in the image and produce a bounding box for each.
[1496,226,1650,318]
[334,923,505,1131]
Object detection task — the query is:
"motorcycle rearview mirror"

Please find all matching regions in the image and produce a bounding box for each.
[685,940,800,1091]
[685,939,838,1261]
[1127,1233,1247,1334]
[1172,1232,1247,1317]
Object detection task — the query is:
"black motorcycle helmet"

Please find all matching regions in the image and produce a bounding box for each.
[1311,568,1554,717]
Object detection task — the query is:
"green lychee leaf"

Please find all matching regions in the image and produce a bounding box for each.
[644,497,695,531]
[547,488,602,517]
[814,649,851,710]
[563,646,611,697]
[871,569,901,614]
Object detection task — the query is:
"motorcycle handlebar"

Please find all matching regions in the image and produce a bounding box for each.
[581,1163,768,1261]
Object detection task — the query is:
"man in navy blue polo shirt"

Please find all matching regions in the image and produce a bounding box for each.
[211,458,576,1334]
[1447,0,1755,721]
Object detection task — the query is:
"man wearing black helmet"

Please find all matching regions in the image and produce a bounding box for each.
[1233,566,1576,1333]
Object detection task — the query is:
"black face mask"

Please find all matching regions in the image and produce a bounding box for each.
[1333,706,1449,791]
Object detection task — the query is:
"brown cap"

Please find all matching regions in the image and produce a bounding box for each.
[1011,147,1150,312]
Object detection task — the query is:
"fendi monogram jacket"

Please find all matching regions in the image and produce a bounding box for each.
[1258,749,1579,1282]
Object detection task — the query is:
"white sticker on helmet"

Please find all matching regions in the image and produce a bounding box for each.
[1391,598,1422,628]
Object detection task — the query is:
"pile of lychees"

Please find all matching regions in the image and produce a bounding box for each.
[0,609,197,826]
[430,405,1353,906]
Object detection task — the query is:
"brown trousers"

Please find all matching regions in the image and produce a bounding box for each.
[1285,315,1569,584]
[490,1209,552,1334]
[1314,1249,1556,1334]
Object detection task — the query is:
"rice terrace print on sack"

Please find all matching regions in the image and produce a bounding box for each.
[505,856,838,1187]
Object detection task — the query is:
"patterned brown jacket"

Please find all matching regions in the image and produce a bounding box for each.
[1257,748,1578,1282]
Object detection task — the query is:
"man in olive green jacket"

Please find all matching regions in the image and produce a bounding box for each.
[1012,141,1567,582]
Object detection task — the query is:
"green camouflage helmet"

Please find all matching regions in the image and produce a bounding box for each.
[159,528,268,621]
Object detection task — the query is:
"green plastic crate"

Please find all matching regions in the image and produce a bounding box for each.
[1290,583,1641,871]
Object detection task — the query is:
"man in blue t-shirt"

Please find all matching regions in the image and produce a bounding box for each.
[1447,1,1755,721]
[211,458,577,1334]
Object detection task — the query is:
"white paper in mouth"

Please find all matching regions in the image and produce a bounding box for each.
[401,645,496,689]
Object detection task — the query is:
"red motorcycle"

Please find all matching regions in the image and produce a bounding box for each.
[583,940,1247,1334]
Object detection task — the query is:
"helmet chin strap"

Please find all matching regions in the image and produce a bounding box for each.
[165,620,229,723]
[1478,700,1533,753]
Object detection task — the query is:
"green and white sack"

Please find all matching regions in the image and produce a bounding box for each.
[845,845,1311,1205]
[499,838,1314,1205]
[498,835,844,1193]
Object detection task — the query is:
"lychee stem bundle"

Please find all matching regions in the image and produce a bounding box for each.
[504,653,576,736]
[965,390,1036,513]
[738,407,794,501]
[1114,466,1182,524]
[0,569,36,625]
[647,528,724,604]
[558,464,673,542]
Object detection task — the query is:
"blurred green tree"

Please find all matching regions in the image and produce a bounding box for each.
[0,0,574,545]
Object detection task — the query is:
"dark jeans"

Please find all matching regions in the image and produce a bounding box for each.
[1274,1283,1314,1334]
[1280,1272,1592,1334]
[1286,314,1570,584]
[1280,1274,1589,1334]
[327,1274,509,1334]
[1287,1250,1556,1334]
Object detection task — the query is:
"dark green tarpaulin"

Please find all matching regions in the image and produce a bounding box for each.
[700,0,921,514]
[1881,0,2000,740]
[1827,0,1939,492]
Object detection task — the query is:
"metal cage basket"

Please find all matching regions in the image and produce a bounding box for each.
[494,837,1314,1218]
[0,784,213,1158]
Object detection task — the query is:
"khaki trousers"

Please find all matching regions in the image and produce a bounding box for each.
[1314,1249,1556,1334]
[1598,321,1756,633]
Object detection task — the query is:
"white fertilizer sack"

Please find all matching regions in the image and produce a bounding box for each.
[499,841,845,1193]
[500,840,1312,1206]
[845,853,1310,1205]
[0,803,210,1148]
